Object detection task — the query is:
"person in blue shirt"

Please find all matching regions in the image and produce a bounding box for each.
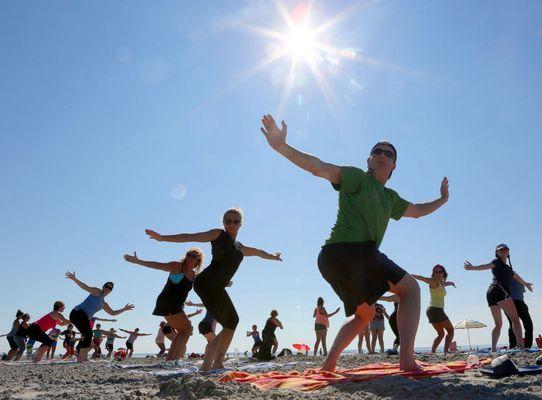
[506,279,533,348]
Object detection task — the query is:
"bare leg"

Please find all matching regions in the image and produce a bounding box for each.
[431,323,445,353]
[321,303,374,372]
[441,320,454,353]
[500,298,523,349]
[211,328,235,370]
[321,330,328,356]
[389,274,421,372]
[378,330,384,353]
[364,332,371,352]
[370,329,377,353]
[33,345,49,363]
[314,331,321,356]
[271,338,278,355]
[489,305,503,352]
[78,347,91,362]
[203,332,216,361]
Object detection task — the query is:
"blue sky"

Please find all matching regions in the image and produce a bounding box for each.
[1,0,542,354]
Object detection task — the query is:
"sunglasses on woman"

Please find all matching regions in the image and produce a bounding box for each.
[371,148,395,159]
[224,218,241,225]
[186,253,199,259]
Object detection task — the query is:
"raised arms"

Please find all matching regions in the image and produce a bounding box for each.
[411,275,435,285]
[123,251,180,273]
[403,178,449,218]
[261,114,341,184]
[145,229,221,243]
[464,261,495,271]
[240,246,282,261]
[65,271,102,296]
[103,302,134,317]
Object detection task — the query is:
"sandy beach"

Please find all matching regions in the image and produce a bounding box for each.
[1,352,541,399]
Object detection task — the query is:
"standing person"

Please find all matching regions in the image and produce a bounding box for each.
[104,329,126,358]
[60,325,78,359]
[12,313,30,361]
[66,271,134,362]
[186,300,218,361]
[369,303,389,353]
[155,322,167,357]
[413,265,456,353]
[380,295,400,353]
[506,279,534,349]
[145,207,282,371]
[260,114,449,371]
[464,244,533,352]
[4,310,23,361]
[257,310,284,360]
[123,248,204,361]
[313,297,340,356]
[91,324,105,358]
[357,326,371,354]
[46,329,61,359]
[26,301,70,363]
[246,325,262,357]
[120,328,151,358]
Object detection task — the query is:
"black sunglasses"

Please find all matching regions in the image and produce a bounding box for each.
[371,148,395,159]
[104,285,114,290]
[224,218,241,225]
[186,253,200,259]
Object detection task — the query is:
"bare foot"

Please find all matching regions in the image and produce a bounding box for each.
[399,359,422,373]
[211,362,225,370]
[320,356,337,372]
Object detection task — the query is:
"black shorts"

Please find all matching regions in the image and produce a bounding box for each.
[486,284,510,307]
[318,242,406,317]
[69,308,93,348]
[426,306,449,324]
[26,324,53,347]
[194,274,239,330]
[7,336,17,350]
[314,323,328,331]
[106,343,113,352]
[198,321,214,335]
[126,341,133,350]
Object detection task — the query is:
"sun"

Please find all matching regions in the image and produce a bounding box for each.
[284,26,317,61]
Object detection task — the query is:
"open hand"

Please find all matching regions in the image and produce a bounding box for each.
[464,261,473,270]
[145,229,163,241]
[124,252,139,264]
[261,114,287,151]
[65,271,76,281]
[525,283,534,292]
[194,308,203,315]
[124,304,135,311]
[274,252,283,261]
[440,177,449,202]
[185,300,196,307]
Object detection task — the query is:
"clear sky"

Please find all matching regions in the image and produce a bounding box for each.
[1,0,541,355]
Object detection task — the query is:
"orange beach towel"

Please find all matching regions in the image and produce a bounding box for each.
[218,359,491,391]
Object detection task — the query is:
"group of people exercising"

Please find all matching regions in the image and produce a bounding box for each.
[2,115,536,371]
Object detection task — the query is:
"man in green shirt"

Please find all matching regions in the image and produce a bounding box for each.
[260,114,449,372]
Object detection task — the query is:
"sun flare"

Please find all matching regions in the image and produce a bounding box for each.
[284,26,317,61]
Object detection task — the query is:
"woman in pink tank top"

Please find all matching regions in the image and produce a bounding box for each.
[27,301,70,363]
[313,297,340,356]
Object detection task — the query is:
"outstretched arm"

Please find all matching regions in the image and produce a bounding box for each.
[261,115,341,184]
[65,271,101,296]
[464,261,495,271]
[123,251,179,273]
[119,328,133,334]
[411,275,434,285]
[380,294,400,303]
[444,281,457,288]
[185,300,204,308]
[114,334,127,339]
[145,229,221,243]
[241,246,282,261]
[276,319,283,329]
[103,302,134,316]
[137,333,152,337]
[403,178,449,218]
[186,309,203,319]
[327,307,341,318]
[93,317,117,323]
[513,273,534,292]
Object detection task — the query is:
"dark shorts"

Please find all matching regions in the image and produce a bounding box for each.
[7,336,17,350]
[318,242,406,317]
[69,308,93,348]
[198,321,214,336]
[106,343,113,352]
[486,284,510,307]
[194,274,239,330]
[126,341,133,350]
[26,324,53,347]
[314,323,328,331]
[426,306,449,324]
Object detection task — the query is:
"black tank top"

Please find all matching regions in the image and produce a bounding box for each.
[158,274,193,306]
[203,230,244,285]
[263,317,277,335]
[491,258,514,290]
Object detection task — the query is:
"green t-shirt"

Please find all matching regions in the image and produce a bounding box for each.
[324,166,410,247]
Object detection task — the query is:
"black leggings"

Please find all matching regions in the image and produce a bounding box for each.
[70,309,93,348]
[389,311,400,346]
[507,299,533,348]
[256,331,275,360]
[193,278,239,330]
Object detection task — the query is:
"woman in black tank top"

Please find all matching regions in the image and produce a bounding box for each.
[144,207,283,371]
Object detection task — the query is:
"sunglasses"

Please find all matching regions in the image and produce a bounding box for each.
[224,218,241,225]
[434,270,445,274]
[186,253,200,259]
[104,285,113,290]
[371,148,395,159]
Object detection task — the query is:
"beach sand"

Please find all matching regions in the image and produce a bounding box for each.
[1,352,541,399]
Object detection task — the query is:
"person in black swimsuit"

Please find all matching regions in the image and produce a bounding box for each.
[380,295,400,352]
[124,247,204,361]
[145,207,282,370]
[257,310,283,360]
[464,243,533,352]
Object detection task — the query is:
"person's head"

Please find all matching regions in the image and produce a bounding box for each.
[135,328,139,332]
[431,264,448,281]
[53,301,65,312]
[222,207,243,236]
[102,281,114,296]
[317,297,324,307]
[67,324,73,330]
[110,328,115,332]
[270,309,278,318]
[182,248,205,273]
[15,310,24,319]
[160,321,166,327]
[495,243,510,261]
[367,142,397,181]
[96,323,101,329]
[21,313,30,322]
[252,324,257,330]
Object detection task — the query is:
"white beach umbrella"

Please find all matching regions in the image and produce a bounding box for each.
[454,319,487,350]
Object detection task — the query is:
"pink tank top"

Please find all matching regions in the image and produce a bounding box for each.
[34,313,57,332]
[315,307,329,327]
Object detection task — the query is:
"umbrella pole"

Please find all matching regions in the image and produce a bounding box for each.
[467,328,472,350]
